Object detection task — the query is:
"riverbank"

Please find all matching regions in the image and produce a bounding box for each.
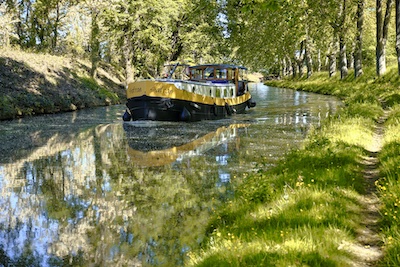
[188,69,400,266]
[0,48,125,120]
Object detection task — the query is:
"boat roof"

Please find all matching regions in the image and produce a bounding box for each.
[189,64,247,70]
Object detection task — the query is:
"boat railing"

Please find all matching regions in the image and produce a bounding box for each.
[153,78,237,98]
[154,78,232,86]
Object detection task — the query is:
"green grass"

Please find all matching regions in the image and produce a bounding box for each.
[377,118,400,266]
[77,76,119,103]
[188,66,400,266]
[188,121,373,266]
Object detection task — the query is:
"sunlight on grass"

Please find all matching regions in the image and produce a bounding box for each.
[318,118,375,149]
[383,124,400,144]
[188,225,355,267]
[249,188,334,222]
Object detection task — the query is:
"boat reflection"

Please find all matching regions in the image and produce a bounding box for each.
[123,122,249,167]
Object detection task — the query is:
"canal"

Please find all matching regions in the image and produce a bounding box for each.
[0,84,342,266]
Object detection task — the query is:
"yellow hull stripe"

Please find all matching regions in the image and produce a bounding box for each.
[127,81,251,106]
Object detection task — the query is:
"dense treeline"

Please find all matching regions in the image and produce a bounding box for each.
[1,0,400,81]
[226,0,400,79]
[0,0,227,82]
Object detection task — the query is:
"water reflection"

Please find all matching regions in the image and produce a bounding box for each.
[124,122,248,167]
[0,84,342,266]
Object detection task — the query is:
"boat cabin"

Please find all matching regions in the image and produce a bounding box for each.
[188,64,248,96]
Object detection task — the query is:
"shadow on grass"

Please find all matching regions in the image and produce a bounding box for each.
[197,251,338,267]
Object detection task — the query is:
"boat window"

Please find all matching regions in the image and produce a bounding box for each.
[194,69,202,80]
[227,69,234,82]
[239,68,246,81]
[205,67,214,79]
[216,69,227,79]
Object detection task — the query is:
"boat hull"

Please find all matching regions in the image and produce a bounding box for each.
[126,96,251,122]
[125,80,255,122]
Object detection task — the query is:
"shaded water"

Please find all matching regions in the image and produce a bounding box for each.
[0,84,341,266]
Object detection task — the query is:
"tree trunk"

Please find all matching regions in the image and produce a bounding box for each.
[329,35,338,77]
[123,33,134,85]
[286,56,293,76]
[376,0,394,76]
[282,58,287,77]
[90,9,100,79]
[317,49,321,72]
[52,0,60,51]
[297,60,303,77]
[292,59,297,78]
[305,39,313,78]
[348,50,354,69]
[305,50,312,78]
[169,19,184,62]
[329,53,337,77]
[355,0,365,78]
[339,36,348,79]
[396,0,400,74]
[339,0,348,79]
[296,40,305,77]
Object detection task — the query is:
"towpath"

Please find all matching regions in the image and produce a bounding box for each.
[351,110,388,266]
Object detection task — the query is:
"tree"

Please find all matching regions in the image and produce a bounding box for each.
[355,0,365,77]
[310,0,355,79]
[225,0,305,75]
[396,0,400,73]
[5,0,72,52]
[87,0,103,78]
[376,0,394,76]
[0,2,19,47]
[338,0,349,79]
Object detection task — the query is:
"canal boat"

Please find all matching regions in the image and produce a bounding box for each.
[122,63,256,122]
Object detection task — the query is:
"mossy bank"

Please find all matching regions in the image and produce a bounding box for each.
[0,48,126,120]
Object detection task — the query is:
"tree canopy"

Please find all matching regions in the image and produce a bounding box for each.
[1,0,400,80]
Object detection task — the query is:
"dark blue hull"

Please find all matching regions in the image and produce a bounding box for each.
[125,96,255,122]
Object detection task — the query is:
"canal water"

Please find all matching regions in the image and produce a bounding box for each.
[0,84,341,266]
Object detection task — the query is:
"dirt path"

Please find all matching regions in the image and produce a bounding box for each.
[350,113,388,266]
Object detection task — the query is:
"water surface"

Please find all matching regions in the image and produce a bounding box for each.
[0,84,341,266]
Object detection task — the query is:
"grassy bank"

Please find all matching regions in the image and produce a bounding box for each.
[0,48,125,120]
[188,68,400,266]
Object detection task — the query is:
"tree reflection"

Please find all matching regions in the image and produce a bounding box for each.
[0,122,242,266]
[0,87,342,265]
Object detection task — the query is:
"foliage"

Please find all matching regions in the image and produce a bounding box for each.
[1,0,400,80]
[1,0,229,80]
